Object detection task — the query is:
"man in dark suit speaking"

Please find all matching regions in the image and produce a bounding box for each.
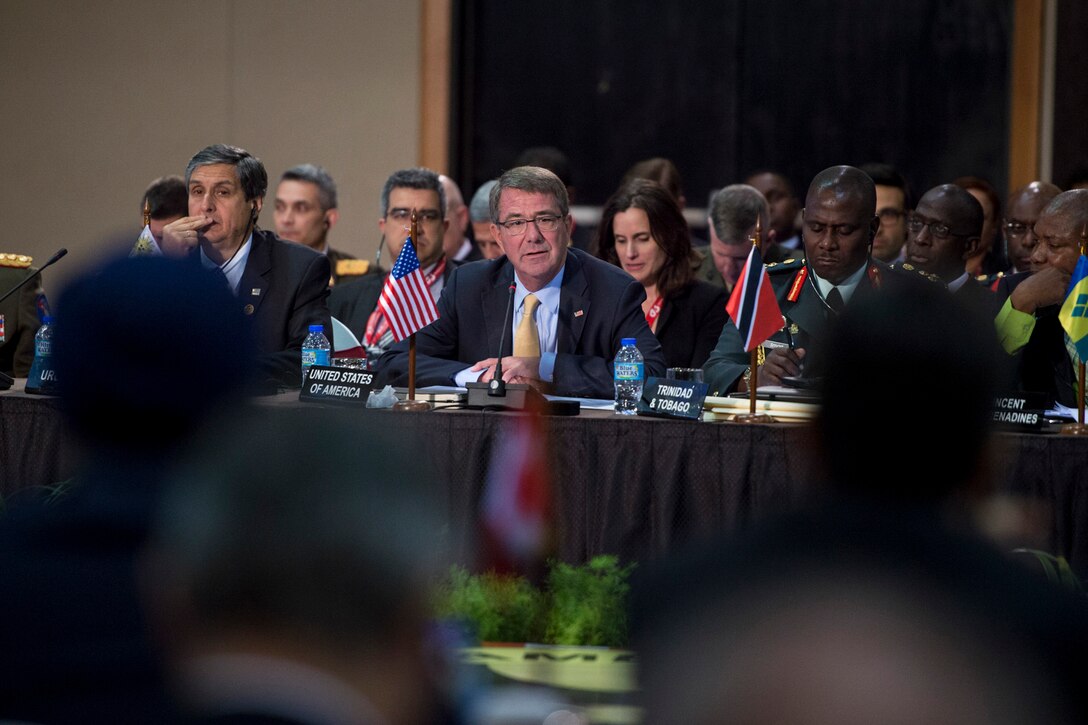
[376,166,664,399]
[160,144,331,387]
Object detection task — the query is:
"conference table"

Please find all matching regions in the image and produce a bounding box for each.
[3,381,1087,573]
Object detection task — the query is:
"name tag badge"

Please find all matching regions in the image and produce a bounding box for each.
[300,365,377,407]
[992,392,1046,431]
[637,376,708,420]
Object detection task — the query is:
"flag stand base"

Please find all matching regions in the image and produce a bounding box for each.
[734,413,776,424]
[393,399,432,412]
[1060,422,1088,436]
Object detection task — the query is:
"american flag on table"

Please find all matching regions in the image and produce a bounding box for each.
[377,236,439,341]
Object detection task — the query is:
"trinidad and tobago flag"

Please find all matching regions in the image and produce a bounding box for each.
[725,245,783,351]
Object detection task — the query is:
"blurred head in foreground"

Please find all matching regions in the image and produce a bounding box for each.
[146,407,448,724]
[55,254,254,457]
[818,281,1001,504]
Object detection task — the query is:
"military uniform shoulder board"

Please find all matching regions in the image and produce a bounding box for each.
[767,257,803,272]
[890,262,941,283]
[336,259,370,277]
[786,262,808,302]
[868,263,882,289]
[0,253,33,268]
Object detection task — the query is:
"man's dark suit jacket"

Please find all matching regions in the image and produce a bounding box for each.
[234,230,331,387]
[655,280,728,369]
[375,248,666,399]
[995,272,1077,406]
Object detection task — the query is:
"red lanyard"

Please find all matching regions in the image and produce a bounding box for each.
[645,295,664,329]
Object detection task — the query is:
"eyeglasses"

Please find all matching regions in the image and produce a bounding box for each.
[877,208,905,223]
[497,215,562,236]
[387,208,442,224]
[906,214,970,240]
[1003,220,1033,238]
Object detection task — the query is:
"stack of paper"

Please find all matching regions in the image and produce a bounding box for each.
[703,395,819,423]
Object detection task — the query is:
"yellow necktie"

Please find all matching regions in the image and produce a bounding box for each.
[513,293,541,357]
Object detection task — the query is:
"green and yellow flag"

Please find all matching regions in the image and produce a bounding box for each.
[1059,254,1088,362]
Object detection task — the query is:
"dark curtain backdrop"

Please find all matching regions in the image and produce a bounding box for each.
[453,0,1012,208]
[1053,0,1088,189]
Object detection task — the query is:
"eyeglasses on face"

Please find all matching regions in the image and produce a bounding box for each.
[497,215,562,236]
[387,208,442,224]
[906,214,970,240]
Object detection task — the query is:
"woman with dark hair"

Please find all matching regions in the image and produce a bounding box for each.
[595,179,727,368]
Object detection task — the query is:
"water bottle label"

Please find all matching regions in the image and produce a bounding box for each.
[36,339,52,356]
[614,362,643,381]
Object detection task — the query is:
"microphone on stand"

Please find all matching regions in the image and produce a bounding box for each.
[489,282,517,397]
[0,248,67,306]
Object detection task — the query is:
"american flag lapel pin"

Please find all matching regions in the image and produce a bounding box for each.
[574,309,584,318]
[251,288,261,296]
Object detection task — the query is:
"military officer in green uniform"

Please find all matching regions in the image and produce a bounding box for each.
[703,165,932,395]
[0,253,46,377]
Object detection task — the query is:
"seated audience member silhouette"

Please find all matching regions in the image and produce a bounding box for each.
[512,145,594,250]
[133,174,189,255]
[440,174,483,263]
[0,255,254,723]
[634,283,1088,724]
[706,183,787,292]
[954,175,1005,276]
[744,170,802,252]
[469,180,502,260]
[594,179,727,368]
[146,407,450,725]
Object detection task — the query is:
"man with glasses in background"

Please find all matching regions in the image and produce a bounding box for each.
[901,184,998,317]
[375,166,664,398]
[860,163,912,264]
[329,167,452,360]
[1002,182,1062,277]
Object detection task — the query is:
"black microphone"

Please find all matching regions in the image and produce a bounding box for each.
[489,282,517,397]
[0,248,67,307]
[375,235,386,268]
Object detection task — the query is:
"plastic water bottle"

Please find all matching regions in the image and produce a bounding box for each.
[301,324,331,385]
[26,315,56,394]
[613,337,644,415]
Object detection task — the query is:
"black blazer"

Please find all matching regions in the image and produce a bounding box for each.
[654,280,728,369]
[233,230,332,386]
[375,248,666,398]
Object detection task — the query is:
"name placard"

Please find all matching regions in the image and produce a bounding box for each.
[299,365,377,406]
[637,377,708,420]
[991,392,1046,431]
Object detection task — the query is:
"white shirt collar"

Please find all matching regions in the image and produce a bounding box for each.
[811,260,867,306]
